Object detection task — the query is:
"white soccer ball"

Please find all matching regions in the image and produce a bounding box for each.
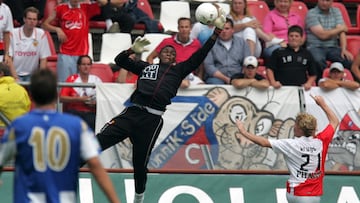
[195,3,219,25]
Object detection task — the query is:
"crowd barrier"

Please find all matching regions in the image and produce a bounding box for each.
[9,83,360,173]
[3,83,360,202]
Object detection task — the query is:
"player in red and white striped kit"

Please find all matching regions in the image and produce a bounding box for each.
[236,95,339,203]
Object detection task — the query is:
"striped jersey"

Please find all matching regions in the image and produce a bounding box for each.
[0,110,100,203]
[269,125,335,196]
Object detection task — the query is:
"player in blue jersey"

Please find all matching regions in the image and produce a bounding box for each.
[0,69,121,203]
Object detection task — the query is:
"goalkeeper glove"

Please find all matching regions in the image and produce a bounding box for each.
[213,14,226,30]
[211,3,226,34]
[131,36,151,54]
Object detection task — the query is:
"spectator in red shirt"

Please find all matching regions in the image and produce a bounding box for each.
[60,55,102,131]
[42,0,107,82]
[146,17,204,87]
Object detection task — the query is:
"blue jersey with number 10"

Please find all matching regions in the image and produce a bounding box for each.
[0,110,100,203]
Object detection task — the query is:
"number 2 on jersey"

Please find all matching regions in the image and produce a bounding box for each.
[300,153,321,171]
[29,127,71,172]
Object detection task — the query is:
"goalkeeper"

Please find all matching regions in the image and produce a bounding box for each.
[95,12,226,203]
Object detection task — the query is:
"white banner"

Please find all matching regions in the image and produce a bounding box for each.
[305,88,360,171]
[96,84,300,170]
[94,84,360,171]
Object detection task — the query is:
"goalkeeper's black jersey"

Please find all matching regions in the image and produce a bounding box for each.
[114,36,216,111]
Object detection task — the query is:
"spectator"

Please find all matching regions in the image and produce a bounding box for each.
[0,69,121,203]
[228,0,283,58]
[4,0,46,25]
[305,0,353,80]
[60,55,102,131]
[97,0,135,33]
[9,7,51,82]
[204,18,251,84]
[266,25,317,90]
[146,17,204,87]
[0,0,14,67]
[0,62,30,128]
[262,0,305,59]
[99,0,161,33]
[42,0,107,82]
[231,56,269,89]
[351,51,360,82]
[319,62,359,91]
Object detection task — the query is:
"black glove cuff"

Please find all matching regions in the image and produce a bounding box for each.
[127,48,135,55]
[214,28,223,36]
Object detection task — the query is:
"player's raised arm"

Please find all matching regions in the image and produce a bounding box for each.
[236,119,271,147]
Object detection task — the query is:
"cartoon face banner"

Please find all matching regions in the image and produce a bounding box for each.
[96,84,301,170]
[305,88,360,171]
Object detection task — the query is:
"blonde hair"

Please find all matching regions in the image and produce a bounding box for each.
[296,113,317,137]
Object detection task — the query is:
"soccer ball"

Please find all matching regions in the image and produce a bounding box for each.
[195,3,219,25]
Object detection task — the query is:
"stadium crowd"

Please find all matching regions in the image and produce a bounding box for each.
[0,0,358,137]
[0,0,359,87]
[1,0,359,202]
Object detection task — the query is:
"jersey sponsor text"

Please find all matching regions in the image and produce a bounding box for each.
[15,51,37,56]
[296,169,321,179]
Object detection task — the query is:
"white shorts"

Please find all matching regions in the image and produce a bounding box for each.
[286,192,321,203]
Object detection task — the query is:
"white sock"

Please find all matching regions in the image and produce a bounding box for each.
[134,192,144,203]
[105,19,113,31]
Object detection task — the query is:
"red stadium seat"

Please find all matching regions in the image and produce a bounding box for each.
[47,62,57,74]
[132,0,154,31]
[257,66,267,79]
[346,35,360,57]
[332,2,360,34]
[112,70,138,83]
[45,31,57,62]
[258,58,264,66]
[322,67,354,81]
[301,0,319,3]
[45,29,57,72]
[290,1,308,21]
[342,0,360,3]
[138,0,154,19]
[247,1,270,25]
[89,21,106,30]
[133,0,163,33]
[357,4,360,33]
[90,63,114,82]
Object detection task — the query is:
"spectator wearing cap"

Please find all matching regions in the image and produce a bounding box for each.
[231,56,269,89]
[266,25,317,90]
[319,62,359,91]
